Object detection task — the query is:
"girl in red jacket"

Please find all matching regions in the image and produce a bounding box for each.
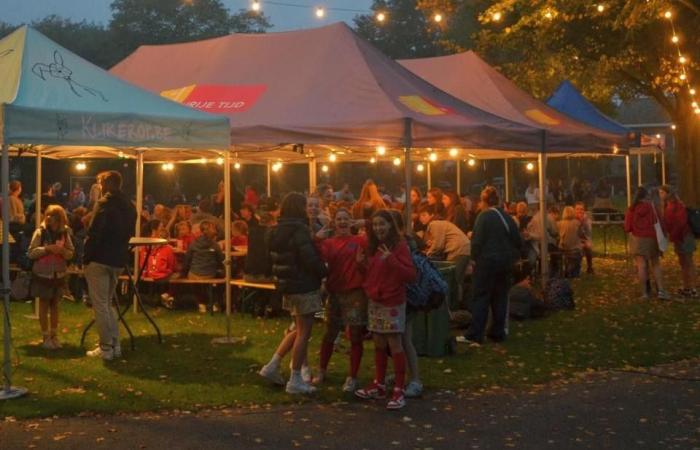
[139,220,177,307]
[659,186,697,297]
[624,187,669,300]
[315,208,368,392]
[355,210,416,410]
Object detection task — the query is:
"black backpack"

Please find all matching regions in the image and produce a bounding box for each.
[687,207,700,238]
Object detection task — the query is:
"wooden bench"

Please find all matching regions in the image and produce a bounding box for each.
[230,279,276,316]
[118,275,227,313]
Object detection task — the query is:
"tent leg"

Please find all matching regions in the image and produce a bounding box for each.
[266,161,271,197]
[133,152,144,314]
[626,155,632,208]
[637,153,642,187]
[309,158,316,194]
[212,151,245,345]
[538,138,549,288]
[427,162,432,190]
[403,119,413,233]
[504,158,510,203]
[661,152,667,185]
[456,159,461,197]
[1,143,27,400]
[26,150,43,320]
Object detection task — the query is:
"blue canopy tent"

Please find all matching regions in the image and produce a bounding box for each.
[547,81,664,205]
[0,27,231,400]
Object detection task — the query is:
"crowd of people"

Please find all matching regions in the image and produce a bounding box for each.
[2,170,697,410]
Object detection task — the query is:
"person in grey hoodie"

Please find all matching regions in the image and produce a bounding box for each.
[181,220,224,313]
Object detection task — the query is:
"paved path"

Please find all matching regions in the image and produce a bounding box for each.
[2,360,699,449]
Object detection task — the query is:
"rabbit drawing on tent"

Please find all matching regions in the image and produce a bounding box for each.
[32,50,108,102]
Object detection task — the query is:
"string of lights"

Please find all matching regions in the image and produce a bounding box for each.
[664,9,698,116]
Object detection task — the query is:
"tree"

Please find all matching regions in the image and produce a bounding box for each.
[417,0,700,206]
[354,0,447,59]
[109,0,271,64]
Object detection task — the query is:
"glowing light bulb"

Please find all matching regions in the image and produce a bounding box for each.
[693,101,698,108]
[680,56,687,64]
[449,148,459,157]
[433,13,443,23]
[376,12,386,22]
[216,157,224,165]
[691,88,697,95]
[329,153,337,162]
[75,162,86,171]
[200,157,207,164]
[664,10,672,19]
[234,162,241,169]
[315,7,325,18]
[597,4,605,12]
[370,157,377,164]
[526,162,535,171]
[429,152,437,162]
[544,11,553,19]
[680,73,687,81]
[695,108,700,115]
[376,146,386,155]
[492,11,502,21]
[417,164,425,172]
[321,164,329,173]
[468,158,476,167]
[393,157,401,166]
[671,124,677,130]
[672,35,679,43]
[251,0,260,12]
[655,133,662,139]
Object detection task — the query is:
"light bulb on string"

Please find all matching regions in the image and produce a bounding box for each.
[393,157,401,166]
[680,73,687,81]
[429,152,438,162]
[596,4,605,13]
[234,162,241,170]
[672,35,679,43]
[329,153,337,162]
[691,88,697,96]
[671,124,677,130]
[526,162,535,171]
[664,10,672,19]
[449,148,459,157]
[492,11,502,22]
[376,146,386,156]
[433,13,443,23]
[216,157,224,165]
[544,10,553,19]
[370,157,377,164]
[679,55,687,64]
[467,158,476,167]
[417,163,425,172]
[321,164,329,173]
[251,0,260,12]
[315,7,325,18]
[376,12,386,23]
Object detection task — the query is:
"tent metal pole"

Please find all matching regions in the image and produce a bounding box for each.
[309,158,316,194]
[266,161,271,197]
[637,153,642,187]
[504,158,510,203]
[538,132,549,288]
[456,159,461,196]
[626,155,632,208]
[224,152,232,339]
[402,119,413,233]
[1,143,27,400]
[661,152,667,185]
[427,162,432,190]
[133,151,144,313]
[29,150,43,319]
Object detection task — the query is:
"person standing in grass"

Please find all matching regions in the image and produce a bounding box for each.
[315,208,368,392]
[28,205,74,349]
[263,192,327,395]
[574,202,594,274]
[355,210,416,410]
[84,171,136,360]
[624,187,669,300]
[659,185,697,298]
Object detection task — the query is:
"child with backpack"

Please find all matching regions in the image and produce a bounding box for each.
[355,210,416,410]
[315,208,368,392]
[27,205,75,349]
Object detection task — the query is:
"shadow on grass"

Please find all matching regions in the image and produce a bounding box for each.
[104,333,259,386]
[19,343,87,359]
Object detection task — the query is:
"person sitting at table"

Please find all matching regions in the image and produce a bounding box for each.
[525,204,559,274]
[426,188,446,219]
[514,202,531,232]
[181,220,224,313]
[230,220,249,248]
[139,219,178,308]
[174,220,195,252]
[557,206,584,278]
[166,205,190,238]
[418,205,470,309]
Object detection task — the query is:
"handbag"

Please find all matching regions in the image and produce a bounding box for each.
[652,207,669,253]
[11,271,33,300]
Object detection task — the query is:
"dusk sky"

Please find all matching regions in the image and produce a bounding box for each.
[1,0,375,31]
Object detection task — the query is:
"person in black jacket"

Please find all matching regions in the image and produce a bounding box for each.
[461,186,522,345]
[83,171,137,360]
[259,192,327,395]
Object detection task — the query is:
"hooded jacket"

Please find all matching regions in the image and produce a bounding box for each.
[84,190,137,268]
[624,201,658,239]
[268,218,327,295]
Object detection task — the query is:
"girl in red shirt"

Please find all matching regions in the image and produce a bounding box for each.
[624,187,669,300]
[355,210,416,410]
[315,208,368,392]
[659,186,697,297]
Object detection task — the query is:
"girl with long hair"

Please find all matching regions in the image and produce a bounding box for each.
[355,210,416,410]
[659,186,697,297]
[426,188,446,219]
[442,190,469,233]
[352,180,387,223]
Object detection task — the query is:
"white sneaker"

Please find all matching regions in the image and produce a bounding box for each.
[286,378,317,395]
[259,363,285,386]
[86,345,114,361]
[342,377,358,393]
[404,380,424,398]
[301,365,312,383]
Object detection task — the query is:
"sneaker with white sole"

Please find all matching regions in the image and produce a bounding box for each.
[259,363,285,386]
[386,388,406,410]
[342,377,358,393]
[86,345,114,361]
[404,380,423,398]
[355,381,386,400]
[657,290,672,301]
[286,378,317,395]
[301,365,313,384]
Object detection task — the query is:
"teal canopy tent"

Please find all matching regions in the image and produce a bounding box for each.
[0,27,231,400]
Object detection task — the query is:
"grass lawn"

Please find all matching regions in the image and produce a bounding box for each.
[1,235,699,419]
